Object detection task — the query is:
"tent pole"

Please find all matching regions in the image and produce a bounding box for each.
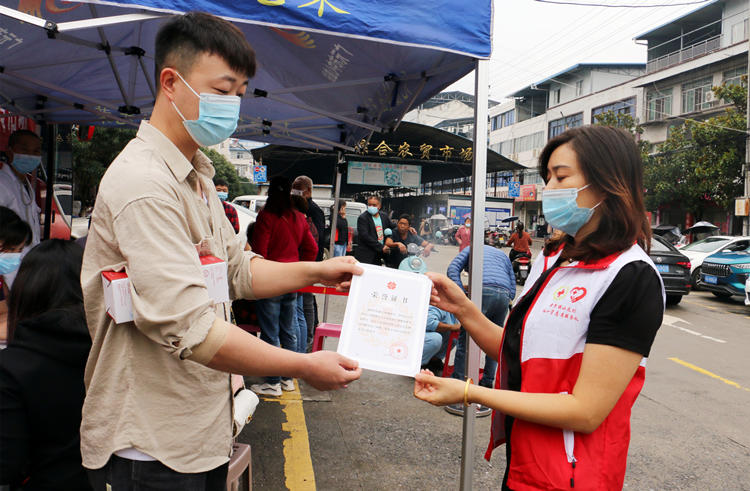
[42,124,57,240]
[460,58,489,491]
[322,152,344,324]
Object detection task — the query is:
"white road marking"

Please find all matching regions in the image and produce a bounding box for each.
[661,314,727,344]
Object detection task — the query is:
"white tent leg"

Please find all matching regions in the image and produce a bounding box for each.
[322,153,344,323]
[460,57,489,491]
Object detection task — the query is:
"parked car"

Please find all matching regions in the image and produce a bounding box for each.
[649,235,691,305]
[226,201,257,242]
[679,236,750,288]
[699,240,750,300]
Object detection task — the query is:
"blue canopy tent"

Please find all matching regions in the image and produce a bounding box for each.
[0,1,492,487]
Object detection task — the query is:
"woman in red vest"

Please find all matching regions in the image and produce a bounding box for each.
[415,125,664,490]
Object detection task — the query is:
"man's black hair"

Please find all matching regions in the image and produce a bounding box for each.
[0,206,32,249]
[398,214,411,224]
[8,129,40,149]
[367,195,381,204]
[213,177,228,187]
[517,222,524,231]
[155,12,256,90]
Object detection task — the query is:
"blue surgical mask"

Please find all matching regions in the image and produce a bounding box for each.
[12,153,41,174]
[172,71,241,146]
[542,184,601,237]
[217,191,228,201]
[367,206,379,215]
[0,252,22,275]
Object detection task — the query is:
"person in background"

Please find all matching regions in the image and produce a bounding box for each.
[422,305,460,375]
[0,207,33,347]
[415,125,664,490]
[419,217,431,238]
[0,129,42,290]
[0,240,92,491]
[292,175,324,346]
[507,221,532,261]
[444,244,516,417]
[251,176,318,395]
[291,191,316,354]
[214,177,239,234]
[384,214,433,269]
[333,201,348,257]
[354,195,396,266]
[454,217,471,252]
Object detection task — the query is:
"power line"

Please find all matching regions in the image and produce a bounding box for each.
[533,0,713,7]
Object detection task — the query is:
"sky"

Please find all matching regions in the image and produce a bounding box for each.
[448,0,710,100]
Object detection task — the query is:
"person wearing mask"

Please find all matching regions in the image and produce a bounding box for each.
[444,244,515,417]
[415,125,664,490]
[454,217,471,252]
[251,176,318,395]
[214,177,239,234]
[0,129,42,289]
[507,221,533,261]
[80,13,361,489]
[292,175,325,345]
[0,207,33,346]
[384,214,433,269]
[0,240,92,491]
[333,201,349,257]
[354,195,396,266]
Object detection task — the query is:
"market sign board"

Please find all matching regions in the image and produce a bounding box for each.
[347,161,421,188]
[517,184,537,202]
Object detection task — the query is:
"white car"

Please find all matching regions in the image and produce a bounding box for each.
[225,201,257,243]
[679,235,750,288]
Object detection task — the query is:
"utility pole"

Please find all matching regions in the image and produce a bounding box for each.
[745,0,750,235]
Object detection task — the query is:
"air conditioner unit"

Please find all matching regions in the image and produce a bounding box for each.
[704,92,716,103]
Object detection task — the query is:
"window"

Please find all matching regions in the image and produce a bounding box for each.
[498,131,545,156]
[551,88,561,105]
[681,76,713,113]
[575,80,583,97]
[502,110,515,127]
[731,19,748,44]
[548,113,583,138]
[723,66,747,87]
[646,88,672,121]
[522,169,544,185]
[491,115,501,131]
[592,97,635,120]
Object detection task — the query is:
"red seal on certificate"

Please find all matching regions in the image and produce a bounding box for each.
[389,343,408,360]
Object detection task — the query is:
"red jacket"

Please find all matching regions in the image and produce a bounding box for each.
[487,244,664,490]
[251,209,318,263]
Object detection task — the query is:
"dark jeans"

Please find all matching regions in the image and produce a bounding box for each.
[302,292,318,344]
[87,455,228,491]
[452,286,511,387]
[256,292,297,384]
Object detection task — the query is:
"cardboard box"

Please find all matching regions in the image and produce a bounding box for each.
[102,255,230,324]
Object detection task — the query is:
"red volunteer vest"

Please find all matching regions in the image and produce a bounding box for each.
[486,244,664,490]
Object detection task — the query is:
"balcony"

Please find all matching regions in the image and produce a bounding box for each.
[646,35,722,73]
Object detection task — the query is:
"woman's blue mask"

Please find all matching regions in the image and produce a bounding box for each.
[12,154,41,174]
[0,252,22,275]
[172,72,241,147]
[542,184,601,237]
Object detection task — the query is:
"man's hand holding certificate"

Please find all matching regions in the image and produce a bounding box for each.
[338,264,432,377]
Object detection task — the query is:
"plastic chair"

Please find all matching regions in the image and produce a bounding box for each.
[226,442,252,491]
[311,322,343,352]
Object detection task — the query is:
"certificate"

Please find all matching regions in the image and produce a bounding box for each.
[338,263,432,377]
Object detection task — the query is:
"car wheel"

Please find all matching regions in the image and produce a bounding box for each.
[666,294,682,306]
[711,291,733,299]
[690,267,701,290]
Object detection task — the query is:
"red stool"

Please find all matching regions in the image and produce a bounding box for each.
[226,442,252,491]
[311,322,343,352]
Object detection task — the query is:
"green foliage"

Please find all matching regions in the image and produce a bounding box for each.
[592,110,649,159]
[72,126,136,206]
[200,147,257,199]
[642,81,746,216]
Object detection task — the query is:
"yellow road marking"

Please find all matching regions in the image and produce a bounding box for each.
[259,381,316,490]
[668,357,750,392]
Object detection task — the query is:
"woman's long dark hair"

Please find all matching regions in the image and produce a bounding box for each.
[7,240,84,341]
[0,206,32,250]
[263,176,293,216]
[539,125,651,262]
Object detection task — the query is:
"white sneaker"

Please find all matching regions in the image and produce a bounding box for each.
[250,382,282,397]
[280,379,296,392]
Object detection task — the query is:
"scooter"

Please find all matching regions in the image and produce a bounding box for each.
[511,252,532,285]
[398,242,429,274]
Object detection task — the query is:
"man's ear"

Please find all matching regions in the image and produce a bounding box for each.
[160,68,179,102]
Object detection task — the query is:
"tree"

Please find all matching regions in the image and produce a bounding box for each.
[642,81,746,218]
[72,126,136,206]
[592,110,650,159]
[200,147,257,198]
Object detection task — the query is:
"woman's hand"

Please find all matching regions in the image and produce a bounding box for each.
[426,273,472,316]
[315,256,363,290]
[414,369,466,406]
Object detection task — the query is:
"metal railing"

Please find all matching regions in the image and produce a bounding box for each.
[646,35,723,73]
